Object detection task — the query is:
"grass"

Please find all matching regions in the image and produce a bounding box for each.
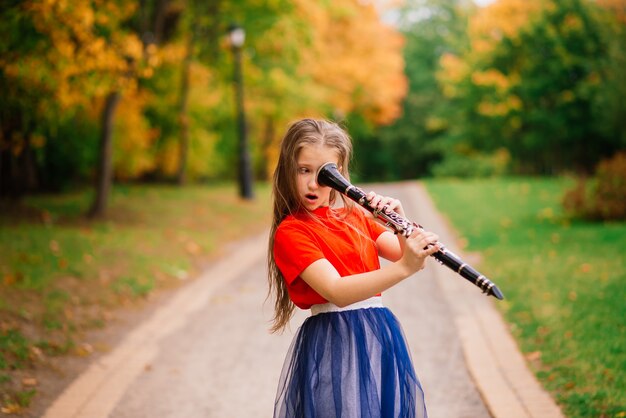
[424,177,625,418]
[0,182,272,411]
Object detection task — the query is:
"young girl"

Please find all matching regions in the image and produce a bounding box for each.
[268,119,439,418]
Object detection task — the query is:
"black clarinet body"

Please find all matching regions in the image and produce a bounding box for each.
[316,162,504,300]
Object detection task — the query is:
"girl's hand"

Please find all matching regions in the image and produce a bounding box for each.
[365,191,406,217]
[399,228,440,274]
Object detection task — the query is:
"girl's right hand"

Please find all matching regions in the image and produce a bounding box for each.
[398,228,440,275]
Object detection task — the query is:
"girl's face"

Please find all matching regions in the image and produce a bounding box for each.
[296,144,340,211]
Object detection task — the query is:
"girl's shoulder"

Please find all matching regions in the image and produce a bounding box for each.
[274,213,322,248]
[280,207,361,222]
[277,207,350,231]
[275,212,314,234]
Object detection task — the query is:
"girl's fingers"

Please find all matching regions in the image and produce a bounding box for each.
[381,198,401,213]
[407,232,440,255]
[387,199,402,212]
[366,192,381,208]
[423,243,440,256]
[366,192,401,213]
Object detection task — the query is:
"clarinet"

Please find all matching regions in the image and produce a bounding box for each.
[316,162,504,300]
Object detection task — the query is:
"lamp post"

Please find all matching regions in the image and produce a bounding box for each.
[228,23,254,199]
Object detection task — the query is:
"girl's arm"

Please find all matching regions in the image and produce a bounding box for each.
[364,191,406,262]
[299,229,440,307]
[376,231,402,262]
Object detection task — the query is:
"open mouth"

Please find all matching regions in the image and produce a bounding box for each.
[305,193,318,202]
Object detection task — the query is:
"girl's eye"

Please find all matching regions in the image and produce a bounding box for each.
[298,167,310,174]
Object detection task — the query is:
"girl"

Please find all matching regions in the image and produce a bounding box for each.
[268,119,439,418]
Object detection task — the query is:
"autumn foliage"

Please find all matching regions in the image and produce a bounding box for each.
[0,0,407,196]
[435,0,625,175]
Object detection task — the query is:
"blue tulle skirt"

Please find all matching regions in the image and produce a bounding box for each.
[274,302,427,418]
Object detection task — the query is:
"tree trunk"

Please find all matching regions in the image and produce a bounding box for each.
[175,31,195,185]
[88,91,121,219]
[0,131,38,198]
[22,134,38,192]
[153,0,169,45]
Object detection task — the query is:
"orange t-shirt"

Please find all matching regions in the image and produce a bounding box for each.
[273,206,388,309]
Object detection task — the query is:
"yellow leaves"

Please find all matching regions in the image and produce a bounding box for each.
[474,74,521,116]
[597,0,626,24]
[189,63,222,109]
[55,38,75,58]
[425,116,447,133]
[13,0,146,112]
[525,350,541,362]
[438,53,467,98]
[185,129,220,180]
[122,35,143,62]
[471,69,512,91]
[21,377,38,387]
[159,43,186,65]
[1,403,23,414]
[113,90,156,180]
[74,2,95,31]
[469,0,545,55]
[86,37,106,58]
[477,95,522,117]
[470,68,523,118]
[292,0,407,125]
[75,342,94,357]
[157,140,180,177]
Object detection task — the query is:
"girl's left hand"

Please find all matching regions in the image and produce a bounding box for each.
[365,191,406,217]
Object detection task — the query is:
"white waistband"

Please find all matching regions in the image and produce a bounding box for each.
[310,296,384,316]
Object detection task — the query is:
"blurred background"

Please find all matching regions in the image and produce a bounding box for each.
[0,0,624,416]
[2,0,623,196]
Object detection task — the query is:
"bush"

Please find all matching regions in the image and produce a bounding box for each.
[563,151,626,221]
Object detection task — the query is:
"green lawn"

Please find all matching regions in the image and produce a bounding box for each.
[0,182,271,411]
[425,177,625,418]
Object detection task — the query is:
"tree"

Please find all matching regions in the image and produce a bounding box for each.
[1,0,410,195]
[595,0,626,155]
[0,2,45,197]
[438,0,624,174]
[253,0,409,176]
[0,0,149,213]
[354,0,470,181]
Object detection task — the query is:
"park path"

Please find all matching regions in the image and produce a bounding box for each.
[43,182,562,418]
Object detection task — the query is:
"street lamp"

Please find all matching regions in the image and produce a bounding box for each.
[228,23,254,199]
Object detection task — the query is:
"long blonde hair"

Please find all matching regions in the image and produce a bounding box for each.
[267,119,354,332]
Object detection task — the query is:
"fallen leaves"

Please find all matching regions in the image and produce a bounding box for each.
[75,342,94,357]
[526,350,542,362]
